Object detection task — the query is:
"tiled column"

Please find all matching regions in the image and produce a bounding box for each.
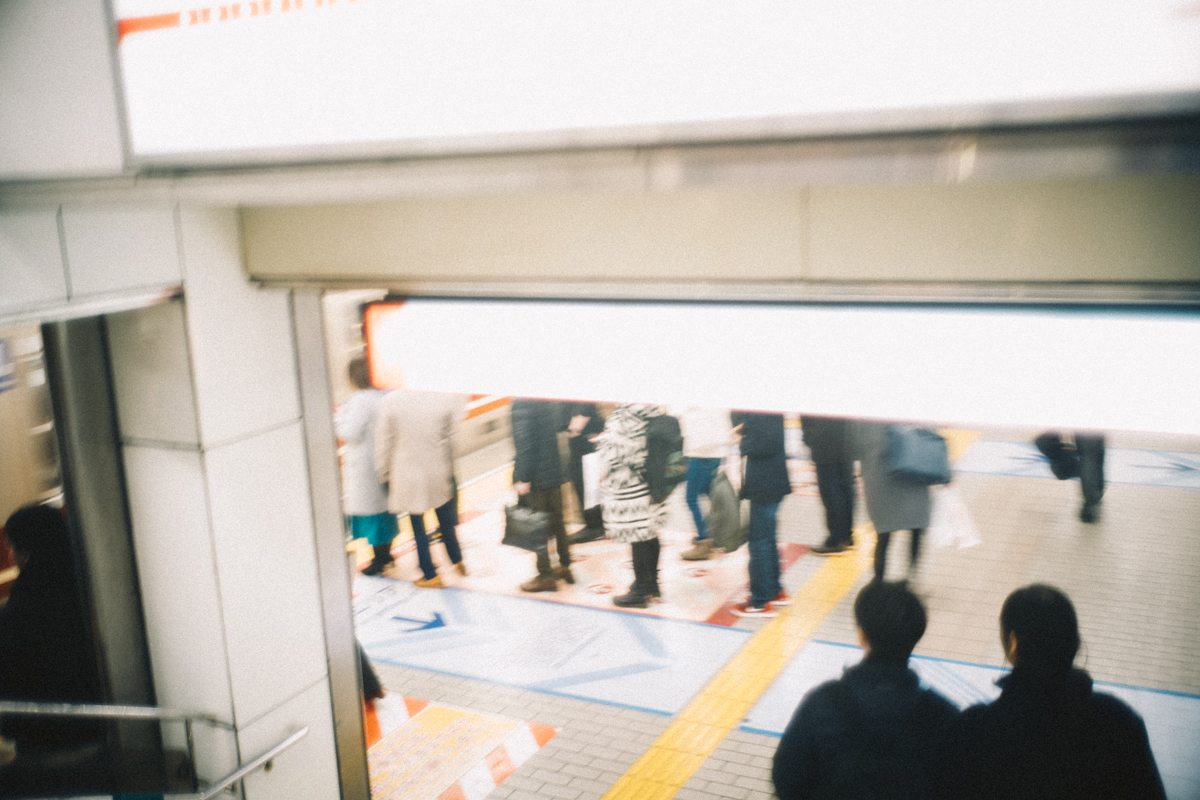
[109,206,344,799]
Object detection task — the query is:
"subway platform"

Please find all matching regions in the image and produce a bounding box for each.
[351,422,1200,800]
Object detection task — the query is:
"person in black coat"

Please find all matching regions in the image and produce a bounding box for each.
[0,505,106,796]
[562,402,606,544]
[943,584,1165,800]
[799,415,857,555]
[511,398,573,592]
[772,581,958,799]
[731,411,792,616]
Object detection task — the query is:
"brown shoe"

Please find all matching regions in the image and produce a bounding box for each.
[520,575,558,593]
[554,566,576,584]
[454,561,468,576]
[414,575,443,589]
[681,539,712,561]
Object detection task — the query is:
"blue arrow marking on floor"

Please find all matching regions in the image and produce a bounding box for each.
[391,612,446,631]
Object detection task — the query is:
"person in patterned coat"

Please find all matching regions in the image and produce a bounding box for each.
[597,403,667,608]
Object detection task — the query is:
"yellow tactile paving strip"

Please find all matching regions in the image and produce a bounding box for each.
[600,426,975,799]
[600,530,874,799]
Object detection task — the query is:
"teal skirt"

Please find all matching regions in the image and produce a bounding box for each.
[349,512,398,546]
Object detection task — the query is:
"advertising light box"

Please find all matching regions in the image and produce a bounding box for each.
[361,299,1200,435]
[114,0,1200,164]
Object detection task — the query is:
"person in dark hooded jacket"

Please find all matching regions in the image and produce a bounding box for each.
[943,584,1164,800]
[772,581,958,799]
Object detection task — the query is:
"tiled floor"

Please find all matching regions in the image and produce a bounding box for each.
[359,424,1200,800]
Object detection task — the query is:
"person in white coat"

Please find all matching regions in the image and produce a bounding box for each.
[335,357,397,576]
[375,388,468,588]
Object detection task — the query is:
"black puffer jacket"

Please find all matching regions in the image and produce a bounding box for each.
[510,398,565,492]
[734,412,792,504]
[773,656,959,800]
[944,667,1165,800]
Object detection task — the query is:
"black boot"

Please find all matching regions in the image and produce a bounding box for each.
[362,544,392,576]
[614,541,651,607]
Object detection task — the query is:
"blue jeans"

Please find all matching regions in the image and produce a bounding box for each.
[747,499,782,607]
[685,457,722,540]
[409,497,463,580]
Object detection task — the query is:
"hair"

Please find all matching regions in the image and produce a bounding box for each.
[854,580,927,661]
[4,504,73,565]
[999,584,1080,674]
[347,356,371,390]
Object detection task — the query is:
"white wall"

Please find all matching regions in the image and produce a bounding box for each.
[0,0,126,180]
[0,204,182,320]
[241,174,1200,285]
[102,207,342,799]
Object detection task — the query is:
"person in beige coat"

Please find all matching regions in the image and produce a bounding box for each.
[375,390,468,587]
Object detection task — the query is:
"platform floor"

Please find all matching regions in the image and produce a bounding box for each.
[355,424,1200,800]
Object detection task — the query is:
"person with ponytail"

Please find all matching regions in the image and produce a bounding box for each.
[945,584,1165,799]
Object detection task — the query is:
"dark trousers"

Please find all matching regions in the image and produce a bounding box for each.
[1076,433,1106,507]
[409,496,463,580]
[814,461,856,546]
[874,528,924,582]
[524,485,570,575]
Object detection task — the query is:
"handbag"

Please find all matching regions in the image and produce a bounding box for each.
[707,468,747,553]
[886,425,952,486]
[502,504,550,552]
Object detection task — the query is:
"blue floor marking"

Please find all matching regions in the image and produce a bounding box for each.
[530,662,667,691]
[952,441,1200,490]
[354,576,751,715]
[743,641,1200,800]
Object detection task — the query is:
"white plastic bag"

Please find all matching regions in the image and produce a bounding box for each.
[581,451,603,510]
[929,485,982,549]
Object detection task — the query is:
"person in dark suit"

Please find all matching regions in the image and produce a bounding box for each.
[511,398,573,592]
[800,415,857,555]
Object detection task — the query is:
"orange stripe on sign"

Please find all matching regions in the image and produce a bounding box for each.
[117,12,182,42]
[485,744,516,784]
[464,396,511,421]
[402,696,429,718]
[528,722,557,748]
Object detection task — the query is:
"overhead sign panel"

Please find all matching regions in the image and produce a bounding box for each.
[113,0,1200,163]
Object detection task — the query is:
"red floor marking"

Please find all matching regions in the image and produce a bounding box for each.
[705,542,808,626]
[363,699,382,747]
[403,696,429,717]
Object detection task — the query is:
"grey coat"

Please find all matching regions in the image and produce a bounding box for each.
[855,421,931,533]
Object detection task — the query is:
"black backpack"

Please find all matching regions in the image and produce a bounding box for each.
[644,414,687,504]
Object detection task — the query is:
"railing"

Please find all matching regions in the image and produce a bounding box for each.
[0,700,308,799]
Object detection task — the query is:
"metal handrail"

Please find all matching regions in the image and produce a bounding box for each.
[0,700,233,729]
[168,726,309,800]
[0,701,306,797]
